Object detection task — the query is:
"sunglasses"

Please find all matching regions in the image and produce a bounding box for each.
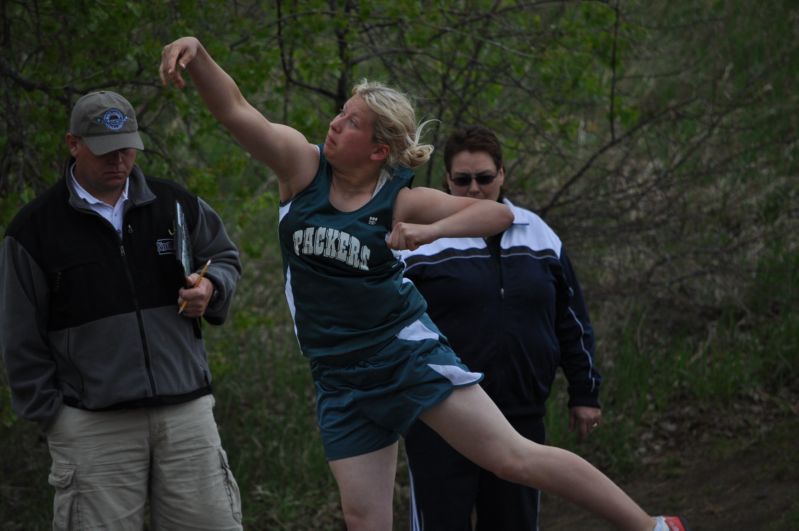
[450,171,499,187]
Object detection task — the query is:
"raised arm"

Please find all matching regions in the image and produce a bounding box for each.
[159,37,318,200]
[387,186,514,250]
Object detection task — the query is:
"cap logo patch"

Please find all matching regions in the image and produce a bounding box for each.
[101,108,128,131]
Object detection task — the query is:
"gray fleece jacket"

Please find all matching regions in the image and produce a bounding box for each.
[0,162,241,429]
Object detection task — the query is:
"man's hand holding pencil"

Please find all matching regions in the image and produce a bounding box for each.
[178,259,213,316]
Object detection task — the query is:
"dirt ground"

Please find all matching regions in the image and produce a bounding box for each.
[539,391,799,531]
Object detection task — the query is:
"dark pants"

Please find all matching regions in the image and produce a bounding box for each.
[405,414,546,531]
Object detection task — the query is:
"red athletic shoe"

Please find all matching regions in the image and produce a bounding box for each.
[661,516,690,531]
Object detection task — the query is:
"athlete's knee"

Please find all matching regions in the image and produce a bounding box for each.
[340,504,392,531]
[483,440,541,487]
[490,455,529,485]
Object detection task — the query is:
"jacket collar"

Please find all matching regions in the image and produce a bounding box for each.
[64,159,156,211]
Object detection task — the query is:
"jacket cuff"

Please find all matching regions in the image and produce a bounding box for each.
[567,391,601,409]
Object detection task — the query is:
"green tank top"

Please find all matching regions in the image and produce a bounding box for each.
[278,145,427,359]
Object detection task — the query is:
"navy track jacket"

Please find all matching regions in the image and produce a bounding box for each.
[399,199,600,417]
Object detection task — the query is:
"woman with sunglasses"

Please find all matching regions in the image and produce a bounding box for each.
[401,125,604,530]
[159,36,688,531]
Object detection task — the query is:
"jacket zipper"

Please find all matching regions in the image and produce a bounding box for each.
[486,233,505,300]
[119,242,157,395]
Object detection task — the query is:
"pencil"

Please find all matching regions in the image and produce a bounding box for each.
[178,258,211,314]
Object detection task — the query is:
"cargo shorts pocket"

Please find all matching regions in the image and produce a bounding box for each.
[48,462,77,530]
[219,448,242,523]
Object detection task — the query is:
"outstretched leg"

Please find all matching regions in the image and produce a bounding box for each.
[328,442,398,531]
[420,385,655,531]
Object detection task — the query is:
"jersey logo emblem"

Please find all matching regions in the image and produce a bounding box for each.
[368,216,378,225]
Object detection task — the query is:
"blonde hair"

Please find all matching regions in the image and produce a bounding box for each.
[352,80,435,168]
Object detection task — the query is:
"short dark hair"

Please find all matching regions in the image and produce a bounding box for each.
[443,125,503,173]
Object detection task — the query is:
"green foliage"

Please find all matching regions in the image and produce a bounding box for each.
[0,385,15,428]
[2,0,798,528]
[547,238,799,476]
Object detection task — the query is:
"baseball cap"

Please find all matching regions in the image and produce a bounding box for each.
[69,91,144,155]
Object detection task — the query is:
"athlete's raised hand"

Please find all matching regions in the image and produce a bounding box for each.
[159,37,201,89]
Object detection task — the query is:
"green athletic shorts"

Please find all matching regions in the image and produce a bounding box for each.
[310,314,483,461]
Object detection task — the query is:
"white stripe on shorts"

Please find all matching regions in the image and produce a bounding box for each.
[397,318,439,342]
[427,364,482,386]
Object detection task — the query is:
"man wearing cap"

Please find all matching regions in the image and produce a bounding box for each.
[0,91,244,529]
